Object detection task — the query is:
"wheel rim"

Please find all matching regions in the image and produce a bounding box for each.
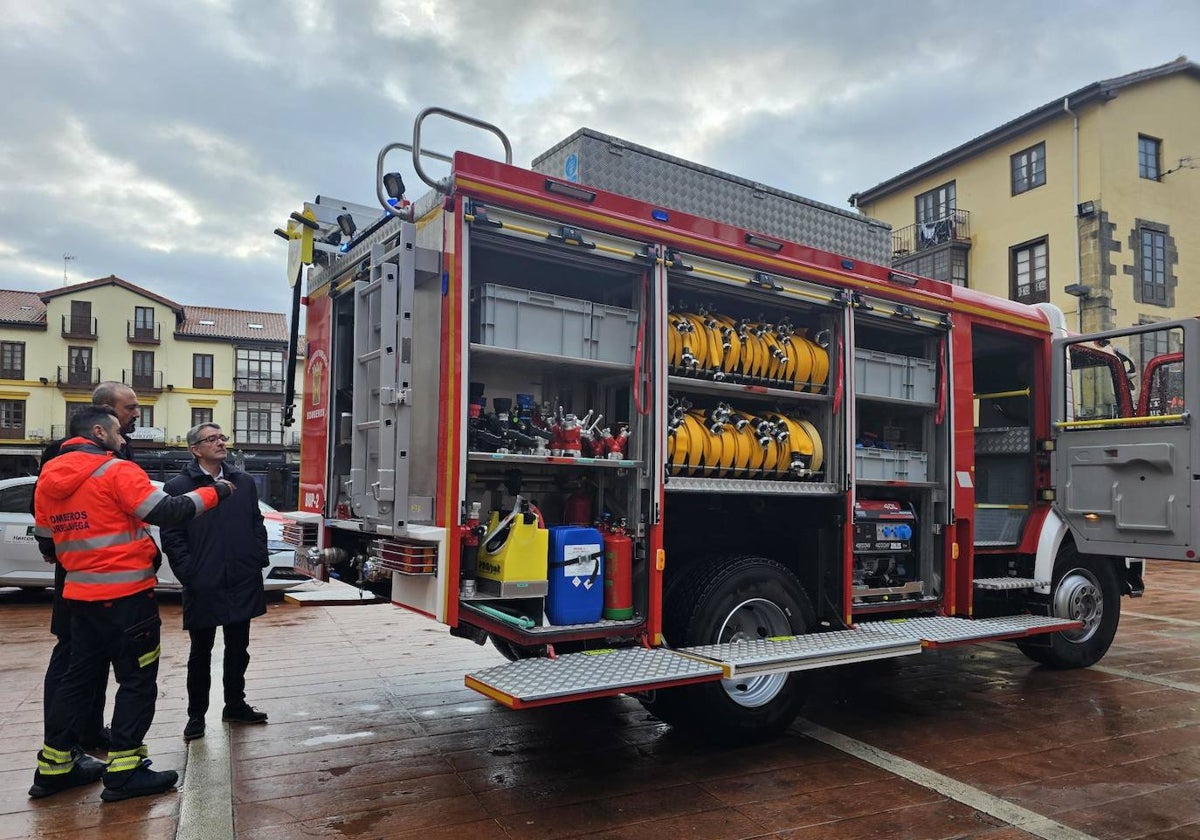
[1053,568,1103,643]
[716,597,792,708]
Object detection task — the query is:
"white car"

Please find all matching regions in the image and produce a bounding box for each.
[0,475,304,592]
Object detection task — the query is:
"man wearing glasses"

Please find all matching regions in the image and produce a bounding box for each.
[161,423,271,742]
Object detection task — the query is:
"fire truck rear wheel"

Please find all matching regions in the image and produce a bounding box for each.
[643,555,813,741]
[1016,545,1121,669]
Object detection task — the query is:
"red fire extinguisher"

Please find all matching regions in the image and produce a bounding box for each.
[564,485,593,526]
[603,518,634,620]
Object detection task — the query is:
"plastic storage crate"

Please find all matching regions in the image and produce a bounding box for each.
[474,285,591,359]
[854,349,936,403]
[855,448,928,482]
[473,284,639,364]
[590,303,640,364]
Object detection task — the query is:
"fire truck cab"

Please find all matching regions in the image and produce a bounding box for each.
[279,109,1199,739]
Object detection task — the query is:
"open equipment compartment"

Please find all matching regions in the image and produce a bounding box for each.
[458,206,655,651]
[849,299,950,616]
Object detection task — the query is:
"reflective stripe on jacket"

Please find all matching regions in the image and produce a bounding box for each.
[34,438,223,601]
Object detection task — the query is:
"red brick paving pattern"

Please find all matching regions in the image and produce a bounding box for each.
[0,559,1197,838]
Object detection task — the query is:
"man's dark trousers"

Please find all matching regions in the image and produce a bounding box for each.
[186,620,252,718]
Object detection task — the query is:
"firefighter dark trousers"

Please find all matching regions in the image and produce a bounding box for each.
[43,590,162,760]
[43,559,109,745]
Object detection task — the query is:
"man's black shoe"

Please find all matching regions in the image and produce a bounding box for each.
[28,750,105,799]
[222,704,268,724]
[101,761,178,802]
[79,726,112,753]
[183,718,205,741]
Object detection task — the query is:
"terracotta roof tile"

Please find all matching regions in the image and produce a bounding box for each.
[0,291,47,326]
[178,307,288,342]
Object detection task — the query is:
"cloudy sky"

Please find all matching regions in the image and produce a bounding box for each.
[2,0,1197,316]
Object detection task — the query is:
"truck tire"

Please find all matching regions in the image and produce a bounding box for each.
[1016,544,1121,669]
[641,555,812,741]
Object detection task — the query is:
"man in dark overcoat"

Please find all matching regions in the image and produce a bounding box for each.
[161,422,270,742]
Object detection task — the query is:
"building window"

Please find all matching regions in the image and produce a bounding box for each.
[132,350,155,390]
[1139,227,1168,304]
[1011,238,1049,304]
[193,354,214,389]
[135,405,155,429]
[1139,135,1161,181]
[191,407,214,428]
[1011,142,1046,194]
[235,348,284,394]
[132,305,157,341]
[67,346,93,387]
[0,341,25,379]
[899,249,968,287]
[915,181,955,225]
[0,399,25,439]
[67,300,94,337]
[64,402,90,430]
[235,400,282,444]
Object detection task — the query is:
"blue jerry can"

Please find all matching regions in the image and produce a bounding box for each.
[545,526,604,625]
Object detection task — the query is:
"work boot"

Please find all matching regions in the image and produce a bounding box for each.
[101,759,178,803]
[28,747,105,799]
[183,718,205,742]
[222,704,268,724]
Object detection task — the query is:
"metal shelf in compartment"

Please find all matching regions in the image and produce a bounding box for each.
[468,452,641,469]
[369,538,438,576]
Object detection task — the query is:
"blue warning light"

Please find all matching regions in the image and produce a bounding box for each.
[651,209,669,222]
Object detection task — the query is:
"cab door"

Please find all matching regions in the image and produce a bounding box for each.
[1051,318,1198,561]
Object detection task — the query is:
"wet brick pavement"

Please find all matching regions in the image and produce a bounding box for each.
[2,562,1199,839]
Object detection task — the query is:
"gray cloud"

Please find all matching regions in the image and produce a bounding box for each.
[1,0,1196,313]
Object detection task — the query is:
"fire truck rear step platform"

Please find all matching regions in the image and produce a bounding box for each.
[463,615,1080,708]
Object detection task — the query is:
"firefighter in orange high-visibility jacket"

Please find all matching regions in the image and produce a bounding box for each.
[28,406,234,803]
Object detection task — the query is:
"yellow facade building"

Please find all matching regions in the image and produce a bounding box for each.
[851,57,1200,358]
[0,275,302,503]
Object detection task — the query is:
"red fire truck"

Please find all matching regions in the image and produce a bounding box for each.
[278,108,1198,739]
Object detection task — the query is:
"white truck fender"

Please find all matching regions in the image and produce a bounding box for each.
[1033,508,1069,594]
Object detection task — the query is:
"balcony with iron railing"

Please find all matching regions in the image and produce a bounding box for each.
[891,209,972,257]
[61,315,98,340]
[234,377,285,395]
[123,369,164,392]
[127,320,162,344]
[57,366,101,389]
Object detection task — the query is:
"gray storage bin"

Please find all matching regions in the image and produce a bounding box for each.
[474,284,591,359]
[590,303,639,364]
[855,448,928,482]
[854,349,936,403]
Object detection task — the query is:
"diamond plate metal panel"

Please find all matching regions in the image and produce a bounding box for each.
[679,629,922,676]
[973,577,1050,591]
[858,615,1078,644]
[533,130,892,265]
[466,647,722,703]
[974,426,1032,455]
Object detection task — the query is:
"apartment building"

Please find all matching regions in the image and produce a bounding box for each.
[850,56,1200,362]
[0,275,302,505]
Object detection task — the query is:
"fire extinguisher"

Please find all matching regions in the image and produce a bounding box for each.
[602,518,634,620]
[564,484,593,526]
